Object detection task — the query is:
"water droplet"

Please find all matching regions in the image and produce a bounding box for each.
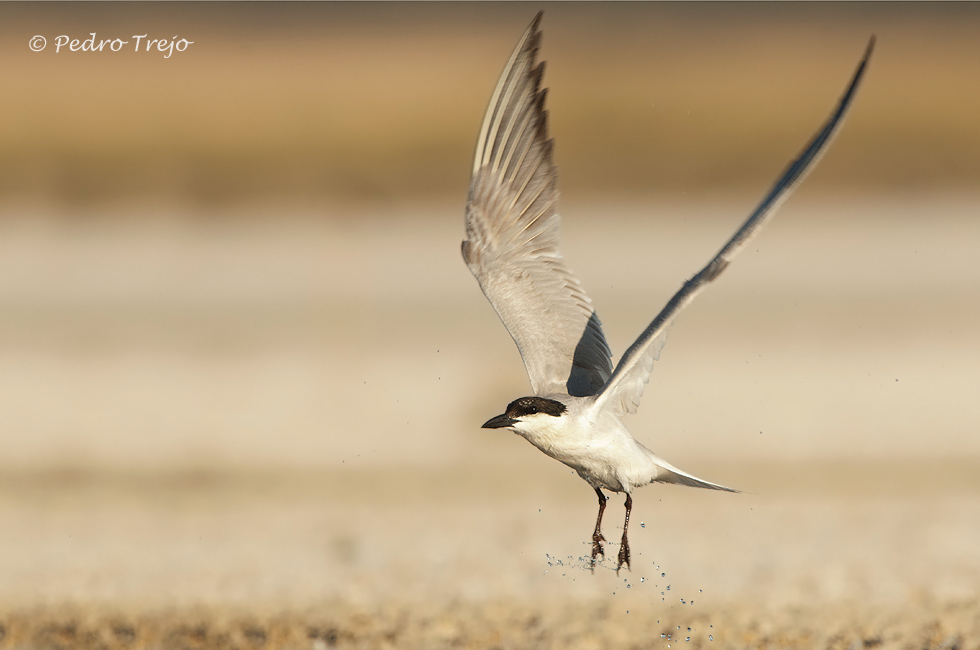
[666,585,671,590]
[709,635,714,642]
[640,577,645,582]
[640,522,645,528]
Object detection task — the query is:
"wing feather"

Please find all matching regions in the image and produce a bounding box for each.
[463,13,613,397]
[594,36,876,418]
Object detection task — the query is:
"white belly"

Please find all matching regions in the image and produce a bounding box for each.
[516,411,656,493]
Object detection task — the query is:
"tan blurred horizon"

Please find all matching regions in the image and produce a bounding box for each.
[0,3,978,208]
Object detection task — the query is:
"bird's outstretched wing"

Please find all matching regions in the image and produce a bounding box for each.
[462,13,613,397]
[593,36,876,418]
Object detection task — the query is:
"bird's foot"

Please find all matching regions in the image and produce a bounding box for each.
[590,531,606,570]
[616,534,631,574]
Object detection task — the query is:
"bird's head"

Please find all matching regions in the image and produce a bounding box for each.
[482,396,568,433]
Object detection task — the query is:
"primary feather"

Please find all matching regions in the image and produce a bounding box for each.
[592,35,876,418]
[462,12,613,398]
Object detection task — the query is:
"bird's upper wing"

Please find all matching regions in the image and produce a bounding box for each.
[462,13,613,397]
[593,36,876,418]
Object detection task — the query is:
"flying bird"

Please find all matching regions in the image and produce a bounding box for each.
[462,13,873,572]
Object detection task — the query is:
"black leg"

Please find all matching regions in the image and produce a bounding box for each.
[590,487,607,570]
[616,493,632,574]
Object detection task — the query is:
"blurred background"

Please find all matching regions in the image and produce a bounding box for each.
[0,2,978,618]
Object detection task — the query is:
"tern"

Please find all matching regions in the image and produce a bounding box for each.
[463,13,873,572]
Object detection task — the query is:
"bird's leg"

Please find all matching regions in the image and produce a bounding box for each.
[616,493,633,574]
[590,487,607,570]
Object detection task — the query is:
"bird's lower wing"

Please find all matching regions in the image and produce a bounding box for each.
[593,36,876,418]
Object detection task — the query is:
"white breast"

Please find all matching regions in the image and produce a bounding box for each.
[513,398,660,492]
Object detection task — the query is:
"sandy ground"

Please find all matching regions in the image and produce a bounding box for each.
[2,463,980,648]
[2,461,980,649]
[1,197,979,647]
[4,599,980,650]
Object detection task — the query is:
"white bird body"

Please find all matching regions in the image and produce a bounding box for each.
[514,397,644,493]
[464,12,873,571]
[510,395,722,495]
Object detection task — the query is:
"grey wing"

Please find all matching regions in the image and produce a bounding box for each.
[594,36,876,417]
[462,12,613,397]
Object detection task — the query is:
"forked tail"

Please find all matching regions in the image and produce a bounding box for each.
[653,460,739,493]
